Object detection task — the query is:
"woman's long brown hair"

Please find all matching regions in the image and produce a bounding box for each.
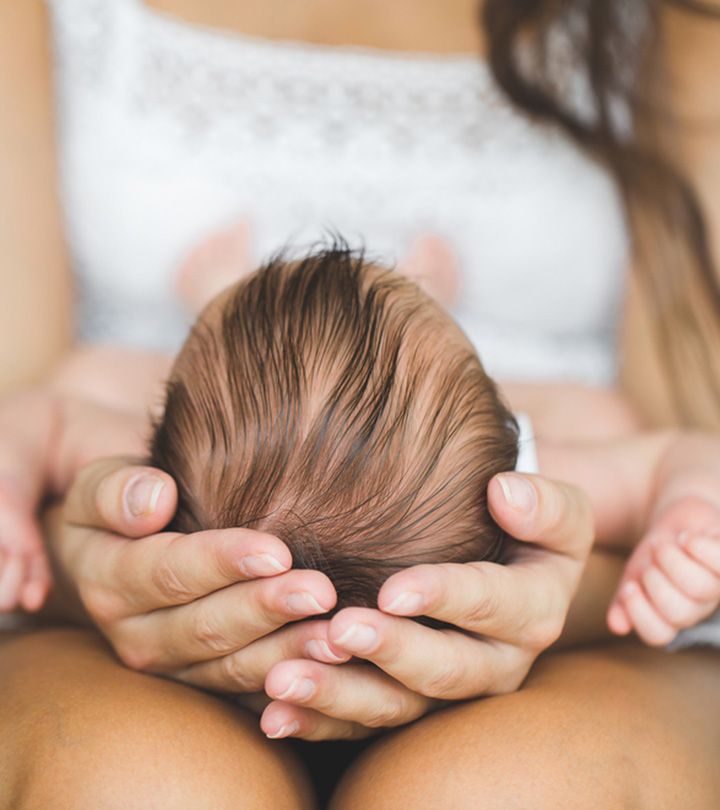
[483,0,720,427]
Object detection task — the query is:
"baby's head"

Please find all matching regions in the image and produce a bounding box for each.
[150,245,518,609]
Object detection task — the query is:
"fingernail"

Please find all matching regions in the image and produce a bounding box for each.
[276,677,316,702]
[333,622,378,653]
[621,581,639,598]
[305,639,348,663]
[496,474,536,513]
[126,475,165,517]
[240,554,288,577]
[286,592,329,615]
[384,591,424,615]
[266,721,300,740]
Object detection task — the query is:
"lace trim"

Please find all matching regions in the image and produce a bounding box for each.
[48,0,544,155]
[46,0,113,87]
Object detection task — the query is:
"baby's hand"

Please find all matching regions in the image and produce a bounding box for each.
[0,476,51,612]
[607,496,720,646]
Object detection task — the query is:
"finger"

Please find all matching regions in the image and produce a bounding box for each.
[379,560,565,648]
[641,566,716,628]
[77,526,294,617]
[173,619,347,693]
[327,607,525,699]
[116,569,336,671]
[684,534,720,578]
[19,550,53,612]
[0,479,51,560]
[0,554,24,611]
[606,601,632,636]
[264,659,432,729]
[616,534,663,588]
[654,541,720,602]
[619,582,677,646]
[261,701,372,742]
[488,473,593,564]
[64,457,178,538]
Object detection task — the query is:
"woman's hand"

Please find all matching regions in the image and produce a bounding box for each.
[257,473,595,740]
[54,458,345,692]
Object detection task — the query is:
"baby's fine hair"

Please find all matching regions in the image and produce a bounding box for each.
[150,243,519,609]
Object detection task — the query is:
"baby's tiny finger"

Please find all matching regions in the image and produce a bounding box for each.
[641,566,714,629]
[0,554,24,612]
[654,542,719,602]
[19,553,52,612]
[620,581,676,646]
[684,535,720,578]
[606,600,632,636]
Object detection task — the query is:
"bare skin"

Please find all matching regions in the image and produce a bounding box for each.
[332,644,720,810]
[2,1,720,808]
[0,628,314,810]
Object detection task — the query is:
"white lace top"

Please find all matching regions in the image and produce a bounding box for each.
[45,0,629,385]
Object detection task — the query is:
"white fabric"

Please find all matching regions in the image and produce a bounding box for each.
[45,0,629,386]
[514,413,539,474]
[14,0,715,648]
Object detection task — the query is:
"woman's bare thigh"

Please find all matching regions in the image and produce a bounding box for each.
[333,643,720,810]
[0,628,314,810]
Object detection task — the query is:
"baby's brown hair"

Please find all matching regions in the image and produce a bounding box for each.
[150,244,518,610]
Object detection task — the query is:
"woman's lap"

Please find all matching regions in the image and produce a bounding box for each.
[2,631,719,810]
[0,628,314,810]
[332,643,720,809]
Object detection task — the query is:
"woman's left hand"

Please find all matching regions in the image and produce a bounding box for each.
[258,472,595,740]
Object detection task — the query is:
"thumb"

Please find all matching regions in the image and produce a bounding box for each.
[64,456,178,538]
[488,473,594,563]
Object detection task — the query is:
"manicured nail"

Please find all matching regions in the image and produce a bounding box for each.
[496,474,536,513]
[266,721,300,740]
[305,639,348,663]
[333,623,378,654]
[240,554,288,577]
[384,591,424,615]
[126,475,165,517]
[276,677,316,702]
[286,592,328,615]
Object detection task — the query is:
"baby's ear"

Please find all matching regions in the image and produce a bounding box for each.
[397,233,460,308]
[175,220,255,314]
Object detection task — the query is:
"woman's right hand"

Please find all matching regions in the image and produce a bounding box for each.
[55,457,345,691]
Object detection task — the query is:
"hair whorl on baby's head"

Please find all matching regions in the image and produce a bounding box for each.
[150,241,519,611]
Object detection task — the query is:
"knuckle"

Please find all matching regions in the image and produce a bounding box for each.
[151,559,194,603]
[419,661,464,700]
[663,603,698,628]
[523,615,565,650]
[113,636,156,672]
[491,674,525,697]
[365,697,412,728]
[336,722,365,741]
[463,589,499,627]
[221,653,260,692]
[645,627,677,647]
[686,578,719,602]
[78,582,126,624]
[190,608,232,654]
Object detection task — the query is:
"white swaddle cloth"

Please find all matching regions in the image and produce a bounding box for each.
[514,413,539,475]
